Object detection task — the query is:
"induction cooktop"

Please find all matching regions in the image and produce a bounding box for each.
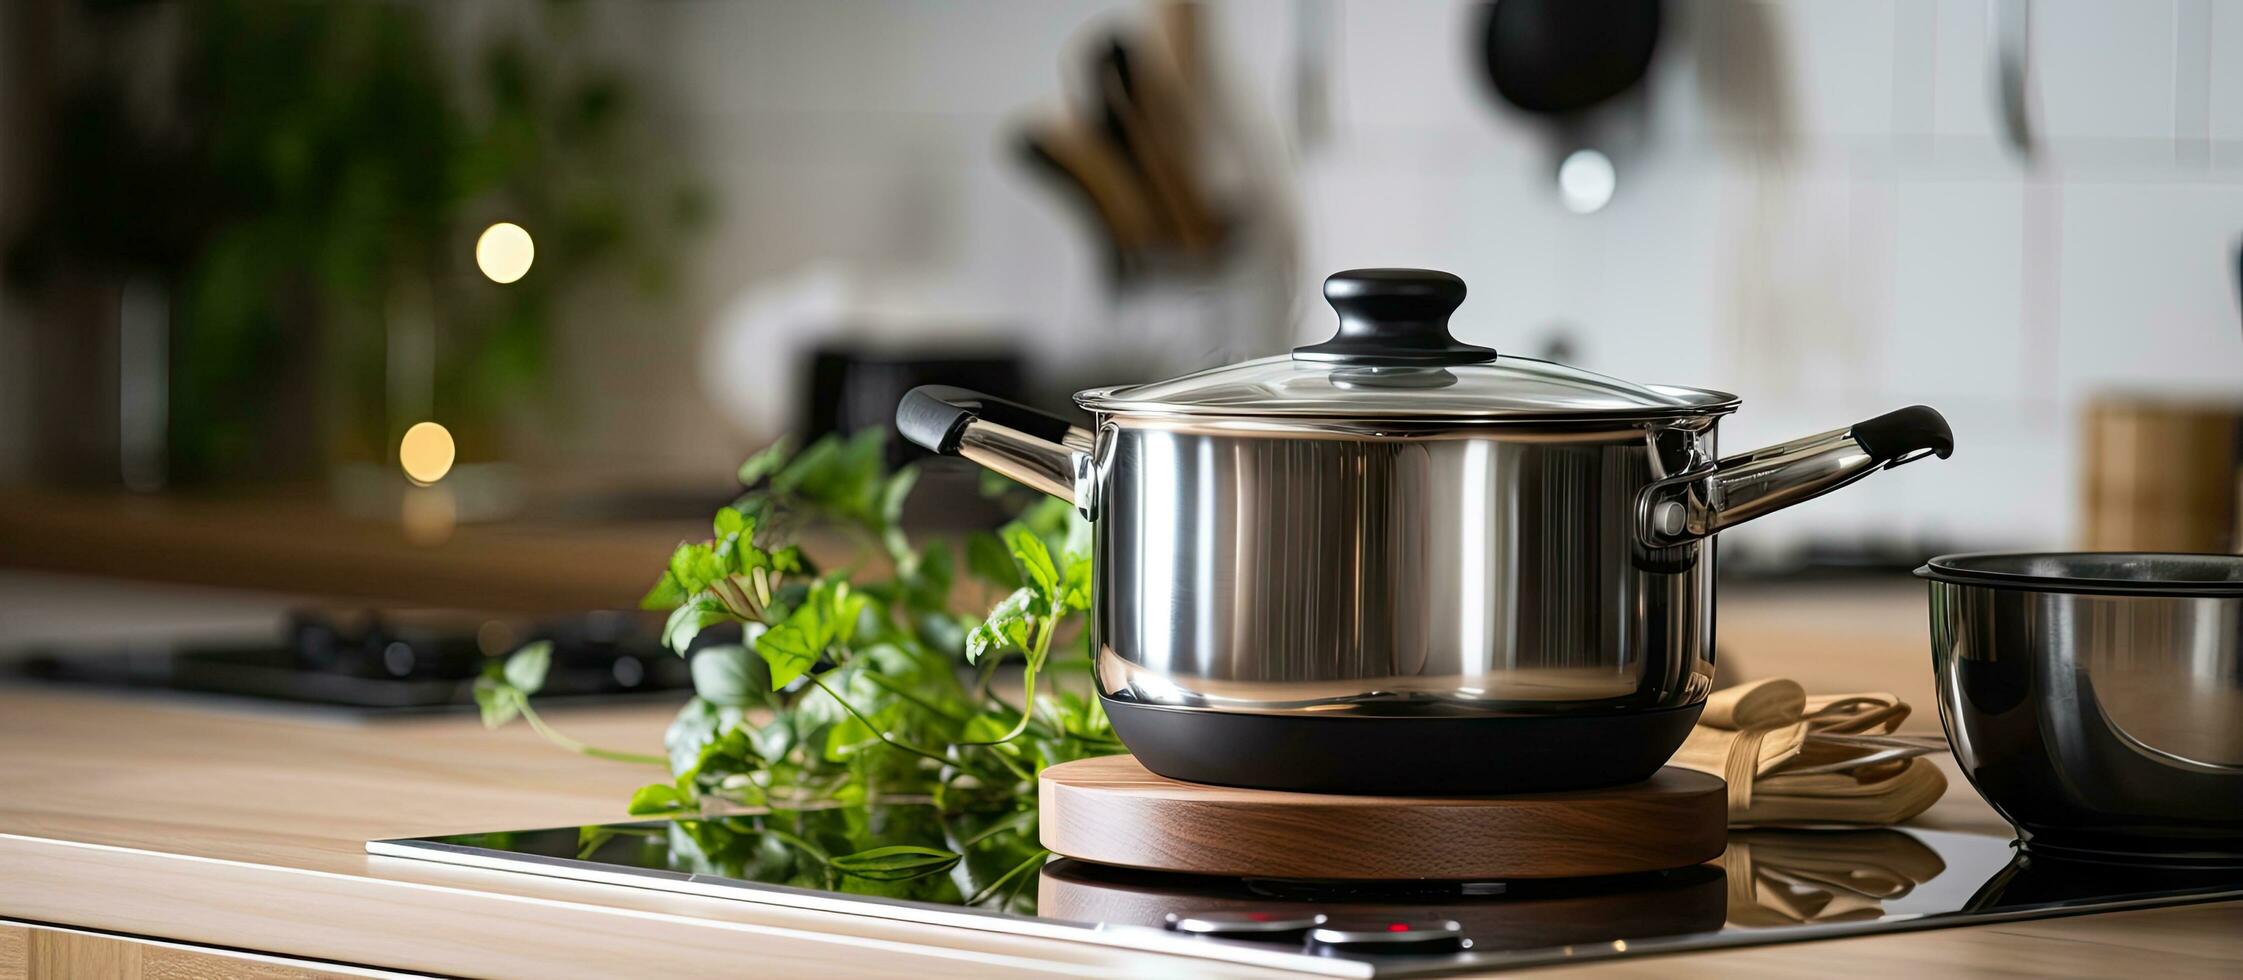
[369,811,2243,976]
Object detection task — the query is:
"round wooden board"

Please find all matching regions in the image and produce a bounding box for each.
[1039,755,1727,880]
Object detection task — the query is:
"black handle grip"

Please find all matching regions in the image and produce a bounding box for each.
[897,386,1080,455]
[1292,269,1498,367]
[1851,405,1954,465]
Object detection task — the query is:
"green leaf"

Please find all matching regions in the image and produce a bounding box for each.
[964,532,1020,589]
[1017,496,1077,539]
[754,619,821,691]
[472,677,520,729]
[1051,690,1114,740]
[730,493,779,533]
[690,644,763,707]
[736,436,797,486]
[913,610,968,658]
[487,424,1132,821]
[772,429,887,523]
[902,539,955,615]
[961,711,1016,746]
[967,588,1037,665]
[503,641,552,694]
[829,845,961,881]
[666,542,727,597]
[626,781,694,816]
[879,466,919,530]
[1059,550,1093,615]
[960,807,1040,848]
[692,725,759,784]
[1002,524,1059,599]
[663,593,733,654]
[879,469,919,563]
[828,582,869,646]
[717,530,770,578]
[664,698,722,777]
[769,436,837,496]
[639,571,686,611]
[822,707,887,762]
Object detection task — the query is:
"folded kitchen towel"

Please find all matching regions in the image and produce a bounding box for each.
[1669,678,1948,827]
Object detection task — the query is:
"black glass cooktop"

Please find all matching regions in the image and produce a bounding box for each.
[370,810,2243,976]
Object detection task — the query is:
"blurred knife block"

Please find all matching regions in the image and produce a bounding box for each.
[2081,396,2243,552]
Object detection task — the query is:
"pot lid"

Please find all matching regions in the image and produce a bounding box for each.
[1076,269,1739,421]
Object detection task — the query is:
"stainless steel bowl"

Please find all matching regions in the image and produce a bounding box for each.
[1920,553,2243,863]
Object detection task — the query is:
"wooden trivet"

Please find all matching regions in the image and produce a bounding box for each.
[1039,754,1726,880]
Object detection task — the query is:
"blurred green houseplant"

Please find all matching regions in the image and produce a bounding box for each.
[7,0,705,482]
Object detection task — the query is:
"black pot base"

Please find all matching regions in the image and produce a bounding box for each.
[1100,695,1705,796]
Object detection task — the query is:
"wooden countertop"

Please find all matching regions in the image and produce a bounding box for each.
[4,492,2239,975]
[0,487,700,613]
[0,690,1302,978]
[4,686,2240,977]
[0,486,913,615]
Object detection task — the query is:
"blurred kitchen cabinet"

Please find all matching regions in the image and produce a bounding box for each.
[2081,396,2243,552]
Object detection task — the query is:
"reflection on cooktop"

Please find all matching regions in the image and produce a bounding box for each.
[369,809,2243,977]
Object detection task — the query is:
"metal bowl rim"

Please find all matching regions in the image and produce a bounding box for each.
[1917,551,2243,598]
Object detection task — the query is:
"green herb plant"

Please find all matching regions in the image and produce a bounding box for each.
[477,429,1122,908]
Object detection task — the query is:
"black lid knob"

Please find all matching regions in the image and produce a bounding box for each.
[1292,269,1497,367]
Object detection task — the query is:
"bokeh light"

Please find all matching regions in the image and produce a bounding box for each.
[399,421,456,486]
[474,221,535,284]
[1558,149,1616,215]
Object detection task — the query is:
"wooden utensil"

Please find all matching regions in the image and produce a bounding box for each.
[1016,116,1163,256]
[1093,39,1220,252]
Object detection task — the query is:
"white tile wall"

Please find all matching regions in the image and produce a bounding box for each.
[597,0,2243,550]
[1923,0,1997,141]
[2057,180,2243,395]
[2214,0,2243,142]
[2034,0,2177,142]
[1885,179,2027,404]
[1765,1,1900,138]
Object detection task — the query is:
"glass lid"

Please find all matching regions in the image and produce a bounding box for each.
[1076,269,1738,421]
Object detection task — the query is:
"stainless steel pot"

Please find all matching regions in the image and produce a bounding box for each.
[1920,553,2243,863]
[903,269,1954,794]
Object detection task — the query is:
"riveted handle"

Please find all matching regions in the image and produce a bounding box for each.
[1292,269,1498,367]
[896,385,1093,506]
[1639,404,1957,546]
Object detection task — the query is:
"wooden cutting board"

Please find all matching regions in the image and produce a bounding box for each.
[1040,754,1726,880]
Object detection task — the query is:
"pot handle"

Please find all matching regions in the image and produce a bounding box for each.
[1639,405,1953,546]
[897,385,1096,506]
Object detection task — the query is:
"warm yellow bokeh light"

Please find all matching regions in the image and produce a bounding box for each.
[399,421,456,486]
[475,221,535,284]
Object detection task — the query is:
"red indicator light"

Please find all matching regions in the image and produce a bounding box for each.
[1247,912,1273,922]
[1387,922,1411,933]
